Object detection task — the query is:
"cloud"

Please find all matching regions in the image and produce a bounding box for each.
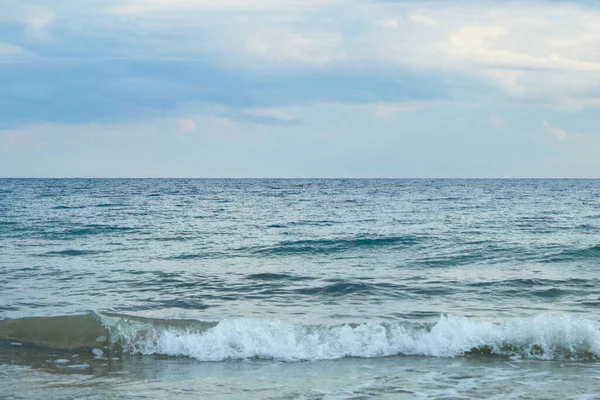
[243,108,297,122]
[369,3,600,101]
[0,42,27,56]
[542,120,569,140]
[8,0,600,105]
[177,119,196,132]
[1,1,55,37]
[0,42,33,63]
[105,0,339,13]
[1,0,600,144]
[379,19,399,30]
[245,31,345,66]
[409,14,437,27]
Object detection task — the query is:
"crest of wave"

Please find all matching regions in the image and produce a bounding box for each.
[106,314,600,362]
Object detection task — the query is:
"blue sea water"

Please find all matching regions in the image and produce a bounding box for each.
[2,178,600,399]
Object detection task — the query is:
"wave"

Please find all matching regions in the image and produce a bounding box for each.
[294,281,383,296]
[0,221,19,233]
[266,220,337,228]
[548,244,600,262]
[63,224,137,236]
[94,203,127,208]
[164,252,222,260]
[254,235,420,255]
[467,278,591,288]
[246,273,314,281]
[2,313,600,362]
[38,249,109,257]
[0,314,109,349]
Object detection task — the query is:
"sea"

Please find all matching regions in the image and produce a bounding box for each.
[1,178,600,399]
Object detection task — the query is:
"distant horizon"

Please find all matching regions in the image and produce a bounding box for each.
[3,177,600,180]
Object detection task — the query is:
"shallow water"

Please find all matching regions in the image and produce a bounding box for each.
[2,179,600,398]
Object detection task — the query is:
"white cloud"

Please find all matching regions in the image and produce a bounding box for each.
[246,31,345,65]
[1,1,55,38]
[244,108,297,122]
[542,120,569,140]
[378,19,399,30]
[409,14,437,27]
[177,119,196,132]
[486,70,531,96]
[444,25,600,74]
[106,0,340,13]
[0,42,27,56]
[23,4,55,32]
[448,25,506,51]
[238,100,451,122]
[372,3,600,103]
[345,101,452,118]
[0,42,33,62]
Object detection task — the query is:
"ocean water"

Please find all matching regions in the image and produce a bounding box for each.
[2,178,600,399]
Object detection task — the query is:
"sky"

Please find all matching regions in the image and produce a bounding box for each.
[1,0,600,178]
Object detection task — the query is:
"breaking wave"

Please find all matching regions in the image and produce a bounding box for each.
[2,313,600,362]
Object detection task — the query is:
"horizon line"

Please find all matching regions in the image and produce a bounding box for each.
[2,177,600,180]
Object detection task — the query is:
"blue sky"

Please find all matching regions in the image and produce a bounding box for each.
[1,0,600,177]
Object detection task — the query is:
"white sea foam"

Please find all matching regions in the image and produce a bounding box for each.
[104,314,600,362]
[66,363,90,369]
[91,348,104,357]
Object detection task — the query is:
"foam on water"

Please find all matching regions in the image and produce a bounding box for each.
[103,313,600,362]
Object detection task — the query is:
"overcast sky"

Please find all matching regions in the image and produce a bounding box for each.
[1,0,600,177]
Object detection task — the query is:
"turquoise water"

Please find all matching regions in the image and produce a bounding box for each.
[2,179,600,398]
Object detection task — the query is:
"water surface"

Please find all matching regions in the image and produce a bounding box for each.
[2,179,600,398]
